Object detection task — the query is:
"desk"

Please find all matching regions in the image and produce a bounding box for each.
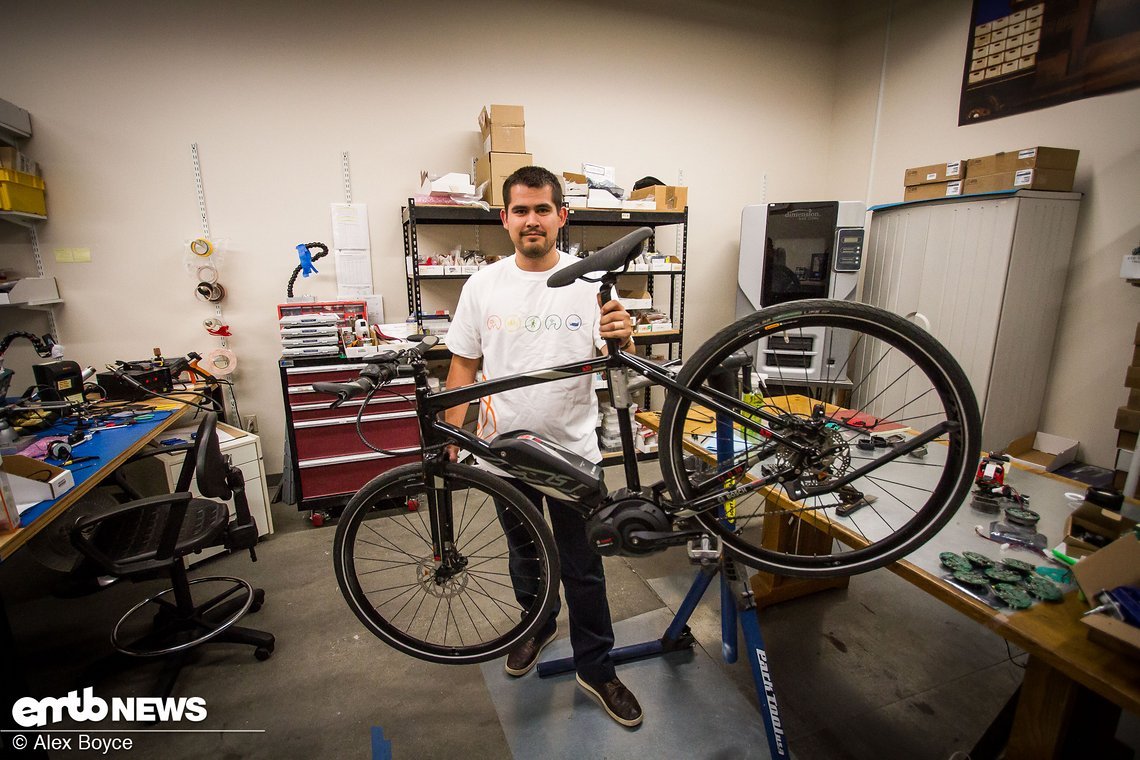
[1,401,190,756]
[637,397,1139,759]
[0,402,190,561]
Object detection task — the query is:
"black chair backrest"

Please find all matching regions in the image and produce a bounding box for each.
[194,413,233,501]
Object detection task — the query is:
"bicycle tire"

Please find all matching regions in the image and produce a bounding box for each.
[659,299,981,577]
[334,462,561,664]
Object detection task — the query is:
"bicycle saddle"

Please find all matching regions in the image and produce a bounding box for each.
[547,227,653,288]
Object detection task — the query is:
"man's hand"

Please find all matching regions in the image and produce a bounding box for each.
[599,298,635,350]
[445,443,460,462]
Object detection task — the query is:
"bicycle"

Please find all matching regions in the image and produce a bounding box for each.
[314,227,981,666]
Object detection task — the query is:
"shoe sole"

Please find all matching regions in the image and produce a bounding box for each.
[503,624,557,677]
[575,674,643,727]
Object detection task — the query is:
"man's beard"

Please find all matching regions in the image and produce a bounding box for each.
[517,232,553,259]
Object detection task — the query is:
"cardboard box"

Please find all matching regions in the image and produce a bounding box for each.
[474,152,533,206]
[903,180,962,202]
[1071,533,1140,659]
[904,160,965,186]
[0,455,75,511]
[628,185,688,211]
[586,188,622,209]
[963,167,1076,194]
[1004,430,1078,472]
[0,146,37,175]
[1127,365,1140,390]
[617,289,652,310]
[966,146,1080,177]
[1065,501,1137,559]
[1116,406,1140,434]
[478,104,525,154]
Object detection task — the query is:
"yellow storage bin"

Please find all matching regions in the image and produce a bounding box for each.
[0,169,47,216]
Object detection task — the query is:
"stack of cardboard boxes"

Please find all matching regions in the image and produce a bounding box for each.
[902,146,1079,202]
[1114,322,1140,497]
[474,105,532,207]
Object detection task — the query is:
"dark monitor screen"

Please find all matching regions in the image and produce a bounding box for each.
[761,202,838,307]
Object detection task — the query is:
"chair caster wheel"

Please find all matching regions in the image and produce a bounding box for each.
[255,646,273,661]
[310,510,329,527]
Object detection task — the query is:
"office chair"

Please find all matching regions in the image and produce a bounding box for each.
[70,412,274,689]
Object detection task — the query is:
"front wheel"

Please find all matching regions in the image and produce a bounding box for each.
[333,462,560,664]
[660,299,981,577]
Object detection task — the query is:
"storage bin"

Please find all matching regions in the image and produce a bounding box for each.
[0,169,46,215]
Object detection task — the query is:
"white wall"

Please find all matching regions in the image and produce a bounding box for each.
[829,0,1140,469]
[0,0,844,474]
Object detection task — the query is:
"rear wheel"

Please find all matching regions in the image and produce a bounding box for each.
[660,300,980,577]
[333,462,560,664]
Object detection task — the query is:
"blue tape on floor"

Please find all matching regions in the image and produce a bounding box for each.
[371,725,392,760]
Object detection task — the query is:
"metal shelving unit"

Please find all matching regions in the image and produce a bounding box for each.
[401,198,690,359]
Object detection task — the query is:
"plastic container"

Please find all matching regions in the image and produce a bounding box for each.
[0,168,46,215]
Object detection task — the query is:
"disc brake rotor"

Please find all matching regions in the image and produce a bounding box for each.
[772,422,851,489]
[416,557,469,599]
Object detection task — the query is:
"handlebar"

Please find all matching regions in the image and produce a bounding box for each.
[310,336,439,408]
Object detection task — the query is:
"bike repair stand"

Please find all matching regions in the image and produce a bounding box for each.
[538,367,790,759]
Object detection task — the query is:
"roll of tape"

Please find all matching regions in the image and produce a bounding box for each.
[190,238,214,257]
[195,281,226,302]
[202,348,237,376]
[196,264,219,283]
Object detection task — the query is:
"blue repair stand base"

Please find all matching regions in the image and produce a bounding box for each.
[536,554,791,759]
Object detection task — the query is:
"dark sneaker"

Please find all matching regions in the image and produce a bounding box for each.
[576,674,643,727]
[504,622,558,677]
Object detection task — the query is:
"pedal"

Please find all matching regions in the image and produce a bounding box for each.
[686,534,721,563]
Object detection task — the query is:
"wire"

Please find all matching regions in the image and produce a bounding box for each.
[286,242,329,298]
[104,366,222,412]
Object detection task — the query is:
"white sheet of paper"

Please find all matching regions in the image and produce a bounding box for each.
[331,203,370,250]
[335,250,373,299]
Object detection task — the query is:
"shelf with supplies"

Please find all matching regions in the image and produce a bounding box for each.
[401,198,690,361]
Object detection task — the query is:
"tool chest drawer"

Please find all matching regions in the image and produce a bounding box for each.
[280,357,424,512]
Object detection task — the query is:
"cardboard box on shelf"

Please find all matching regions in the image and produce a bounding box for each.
[478,104,526,154]
[1071,533,1140,658]
[903,180,962,202]
[1127,365,1140,390]
[629,185,688,211]
[1119,430,1138,451]
[586,188,622,209]
[903,160,965,186]
[1116,406,1140,434]
[617,289,652,310]
[0,147,37,175]
[1065,501,1137,559]
[966,146,1080,178]
[1004,430,1078,472]
[963,167,1075,194]
[475,152,533,206]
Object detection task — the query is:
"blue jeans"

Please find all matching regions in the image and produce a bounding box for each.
[495,479,616,684]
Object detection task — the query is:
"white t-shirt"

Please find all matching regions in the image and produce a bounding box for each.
[446,252,603,464]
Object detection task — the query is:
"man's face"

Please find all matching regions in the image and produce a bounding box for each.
[501,184,567,260]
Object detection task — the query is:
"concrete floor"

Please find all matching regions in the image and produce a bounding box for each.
[3,463,1137,759]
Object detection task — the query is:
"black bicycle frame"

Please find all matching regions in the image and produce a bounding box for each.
[389,339,949,525]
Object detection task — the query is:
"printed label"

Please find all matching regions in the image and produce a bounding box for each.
[925,172,937,181]
[1018,148,1037,159]
[946,181,962,195]
[947,161,961,176]
[1014,169,1033,186]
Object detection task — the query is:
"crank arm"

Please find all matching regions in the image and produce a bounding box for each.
[626,528,707,552]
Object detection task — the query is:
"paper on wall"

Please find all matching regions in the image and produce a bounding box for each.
[335,250,373,299]
[331,203,370,250]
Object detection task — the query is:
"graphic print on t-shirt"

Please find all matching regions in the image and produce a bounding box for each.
[481,312,583,333]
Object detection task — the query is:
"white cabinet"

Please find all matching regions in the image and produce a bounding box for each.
[127,422,274,565]
[862,190,1081,450]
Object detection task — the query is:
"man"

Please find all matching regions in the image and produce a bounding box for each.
[443,166,642,727]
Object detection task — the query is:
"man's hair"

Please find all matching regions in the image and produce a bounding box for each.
[502,165,562,208]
